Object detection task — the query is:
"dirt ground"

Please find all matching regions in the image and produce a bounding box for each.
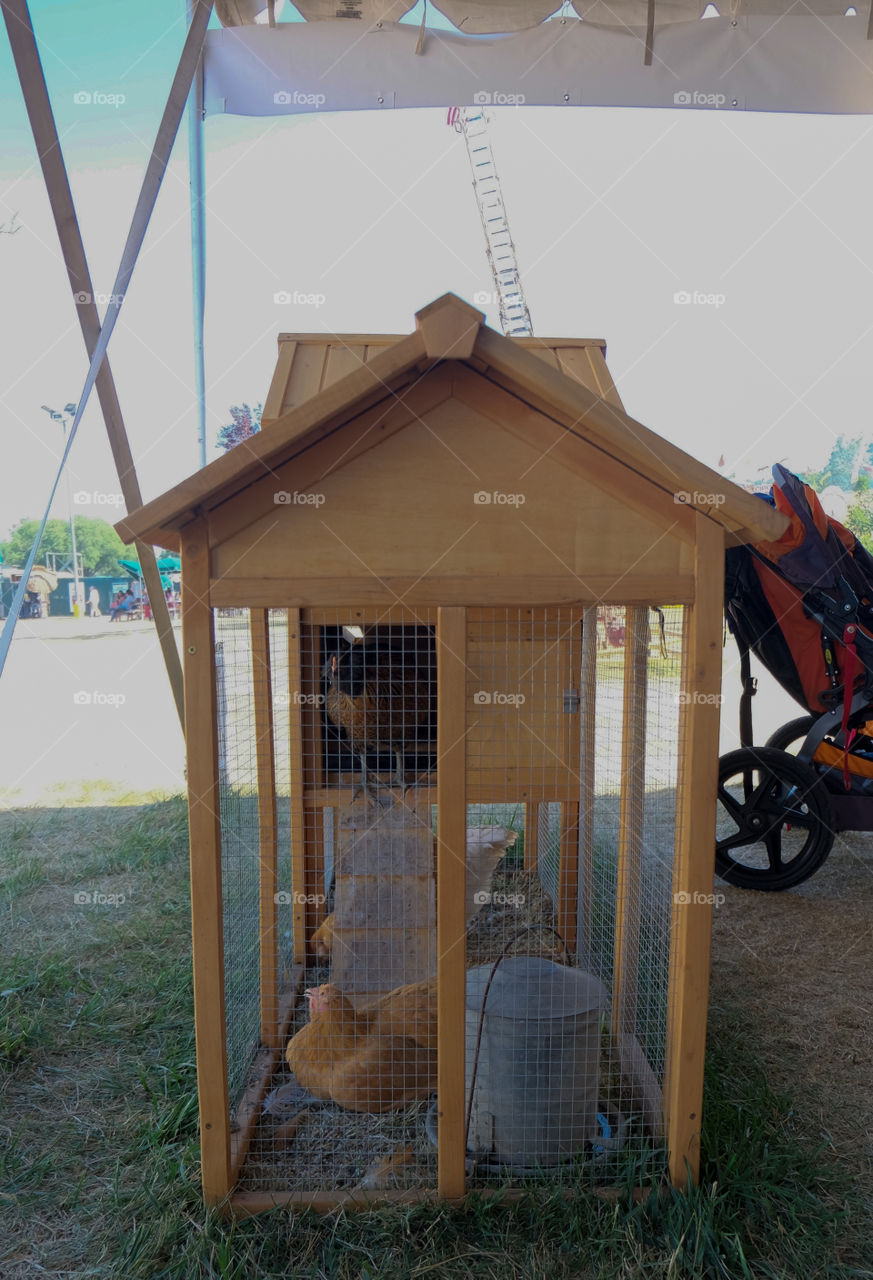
[710,828,873,1193]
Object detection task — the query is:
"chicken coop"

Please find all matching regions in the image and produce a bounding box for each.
[117,293,787,1214]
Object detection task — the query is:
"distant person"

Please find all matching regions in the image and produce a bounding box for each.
[110,588,134,621]
[88,585,101,618]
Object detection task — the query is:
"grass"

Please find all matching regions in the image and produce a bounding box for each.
[1,798,871,1279]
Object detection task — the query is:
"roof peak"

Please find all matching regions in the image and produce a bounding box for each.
[414,292,485,359]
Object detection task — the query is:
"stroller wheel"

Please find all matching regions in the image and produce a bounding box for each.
[764,716,818,755]
[715,747,834,891]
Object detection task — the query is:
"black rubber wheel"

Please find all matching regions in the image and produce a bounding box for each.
[764,715,818,754]
[715,747,835,891]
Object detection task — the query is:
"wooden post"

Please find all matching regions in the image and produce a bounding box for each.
[577,605,597,958]
[287,609,307,963]
[523,801,539,872]
[611,607,649,1040]
[300,622,325,956]
[250,609,278,1048]
[180,519,231,1204]
[663,514,724,1187]
[436,606,467,1199]
[557,802,580,953]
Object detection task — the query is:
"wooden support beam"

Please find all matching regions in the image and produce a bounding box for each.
[180,518,231,1204]
[250,609,278,1048]
[287,609,307,964]
[577,606,597,959]
[436,606,468,1200]
[663,514,724,1188]
[611,607,649,1042]
[557,801,580,954]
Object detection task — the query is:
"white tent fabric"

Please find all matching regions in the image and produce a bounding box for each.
[203,15,873,116]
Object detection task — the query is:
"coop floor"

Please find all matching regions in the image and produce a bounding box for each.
[235,865,667,1197]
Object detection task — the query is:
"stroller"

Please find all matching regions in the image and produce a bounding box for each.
[720,464,873,890]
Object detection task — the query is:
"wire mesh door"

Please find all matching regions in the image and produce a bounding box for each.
[211,602,687,1202]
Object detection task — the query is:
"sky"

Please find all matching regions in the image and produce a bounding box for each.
[2,1,873,544]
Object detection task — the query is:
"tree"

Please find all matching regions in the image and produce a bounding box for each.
[821,435,862,490]
[216,402,262,452]
[0,516,132,575]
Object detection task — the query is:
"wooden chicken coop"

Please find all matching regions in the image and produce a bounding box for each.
[117,293,787,1214]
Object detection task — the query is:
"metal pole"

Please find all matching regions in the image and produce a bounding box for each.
[187,0,208,469]
[61,414,82,614]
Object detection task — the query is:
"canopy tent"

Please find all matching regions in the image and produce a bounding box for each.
[119,556,182,575]
[4,0,873,727]
[205,1,873,117]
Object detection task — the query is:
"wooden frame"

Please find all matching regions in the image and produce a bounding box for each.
[181,519,231,1204]
[663,514,725,1187]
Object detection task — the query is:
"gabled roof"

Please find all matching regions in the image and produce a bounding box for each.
[115,293,788,549]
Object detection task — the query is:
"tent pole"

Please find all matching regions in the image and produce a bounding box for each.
[187,0,208,470]
[1,0,213,726]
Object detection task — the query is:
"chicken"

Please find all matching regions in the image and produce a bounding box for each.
[323,640,435,799]
[285,979,437,1113]
[308,825,518,957]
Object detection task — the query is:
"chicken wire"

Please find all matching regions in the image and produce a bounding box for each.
[210,605,691,1199]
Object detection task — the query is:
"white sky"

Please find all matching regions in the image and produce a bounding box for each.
[3,87,873,542]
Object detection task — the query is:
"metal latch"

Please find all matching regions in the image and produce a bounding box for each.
[563,687,579,713]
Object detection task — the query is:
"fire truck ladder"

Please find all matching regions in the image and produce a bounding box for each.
[448,105,534,337]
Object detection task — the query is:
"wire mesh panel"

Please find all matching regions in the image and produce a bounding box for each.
[462,606,683,1190]
[236,613,444,1196]
[213,602,688,1202]
[214,609,262,1107]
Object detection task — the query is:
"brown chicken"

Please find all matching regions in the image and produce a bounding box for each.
[285,979,437,1113]
[323,641,434,798]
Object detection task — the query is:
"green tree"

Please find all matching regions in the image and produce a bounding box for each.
[822,435,862,490]
[0,517,132,575]
[217,402,262,452]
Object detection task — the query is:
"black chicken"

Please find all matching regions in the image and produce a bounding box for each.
[323,641,435,799]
